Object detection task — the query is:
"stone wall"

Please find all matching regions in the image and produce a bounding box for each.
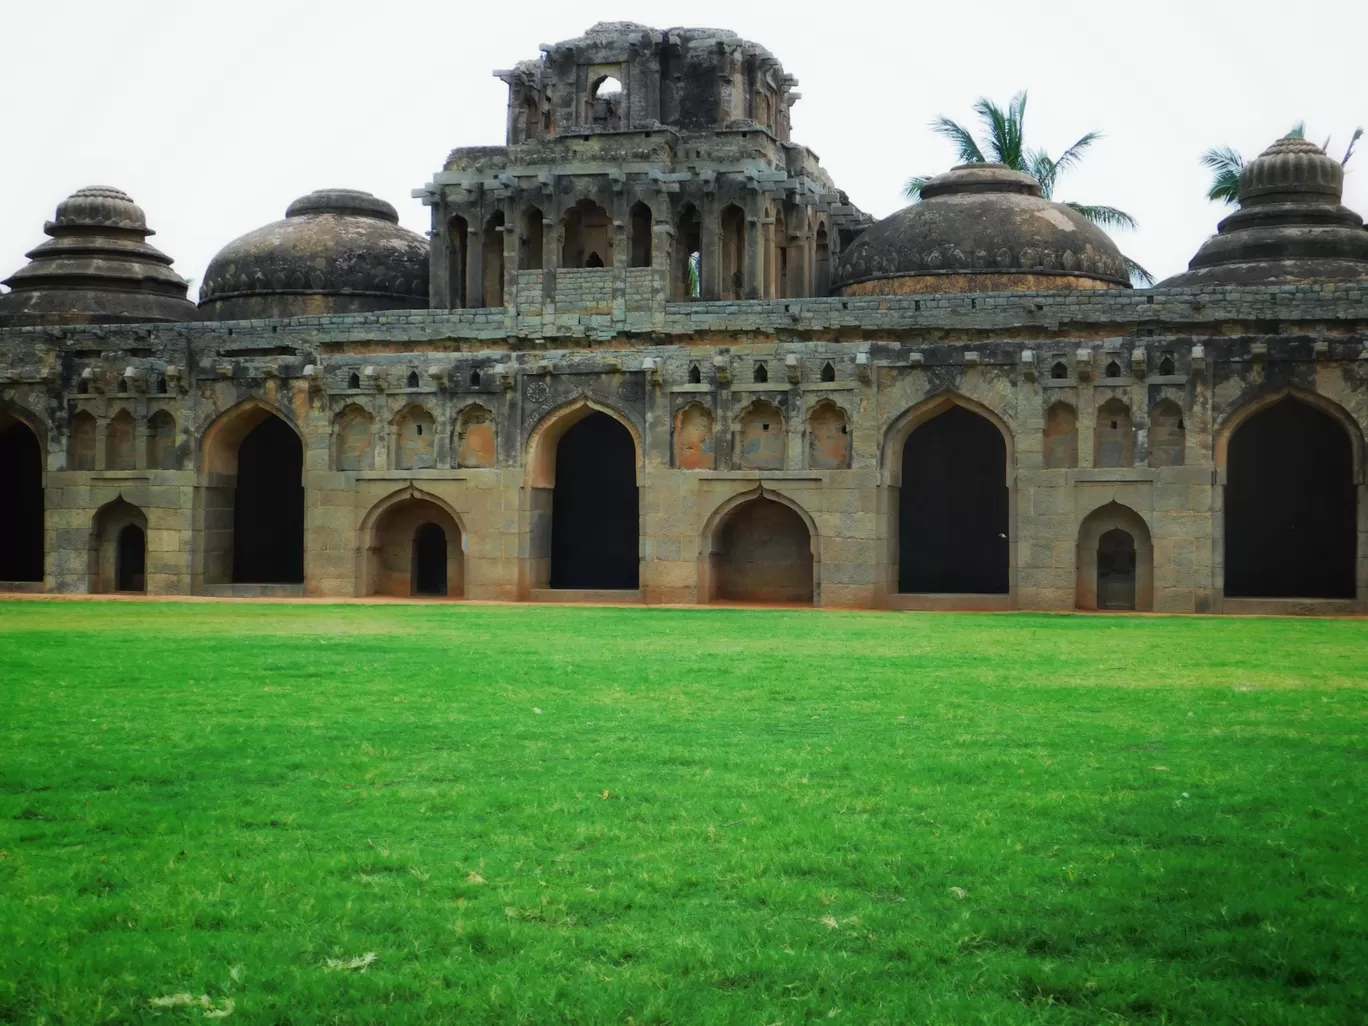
[1,284,1366,614]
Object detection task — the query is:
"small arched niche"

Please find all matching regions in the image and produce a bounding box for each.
[334,405,375,472]
[562,200,614,268]
[807,401,850,470]
[1095,398,1133,468]
[147,410,179,470]
[736,400,785,471]
[392,405,436,471]
[1076,502,1153,611]
[1043,401,1078,469]
[674,402,715,470]
[454,404,496,468]
[1148,400,1185,467]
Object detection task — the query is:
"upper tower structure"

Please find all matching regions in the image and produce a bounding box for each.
[415,23,870,312]
[497,22,799,143]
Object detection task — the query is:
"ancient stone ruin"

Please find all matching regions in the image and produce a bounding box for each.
[2,23,1367,614]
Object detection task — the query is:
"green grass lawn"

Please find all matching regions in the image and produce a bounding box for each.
[0,601,1365,1024]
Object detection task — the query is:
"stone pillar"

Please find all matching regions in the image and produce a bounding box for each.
[700,196,721,301]
[466,212,484,310]
[429,216,450,309]
[745,211,764,300]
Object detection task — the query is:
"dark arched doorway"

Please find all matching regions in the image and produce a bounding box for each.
[551,412,638,589]
[899,405,1009,593]
[0,415,43,583]
[1096,529,1136,610]
[413,523,448,596]
[233,417,304,584]
[1225,398,1356,598]
[711,497,813,604]
[117,524,146,593]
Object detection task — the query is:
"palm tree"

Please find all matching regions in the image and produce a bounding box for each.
[902,91,1152,285]
[1201,123,1363,205]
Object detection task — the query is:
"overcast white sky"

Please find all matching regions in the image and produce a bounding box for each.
[1,0,1365,293]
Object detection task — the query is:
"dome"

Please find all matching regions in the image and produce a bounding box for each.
[1159,136,1368,288]
[831,164,1132,295]
[0,186,198,327]
[198,189,430,320]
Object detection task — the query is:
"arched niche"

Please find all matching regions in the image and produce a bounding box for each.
[1095,398,1133,467]
[147,410,179,470]
[884,394,1014,599]
[562,200,614,268]
[0,407,45,585]
[361,488,465,598]
[629,201,652,268]
[454,404,497,469]
[106,409,136,471]
[735,399,785,471]
[1043,401,1078,469]
[520,206,545,270]
[91,498,147,593]
[199,401,305,586]
[673,402,715,470]
[69,410,97,471]
[334,404,375,472]
[524,399,642,594]
[807,400,851,470]
[1075,501,1153,611]
[699,487,819,605]
[720,204,746,300]
[1221,393,1359,600]
[1148,400,1185,468]
[392,404,436,471]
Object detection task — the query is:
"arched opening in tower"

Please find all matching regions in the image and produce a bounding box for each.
[0,415,43,583]
[898,405,1009,594]
[1096,528,1136,610]
[233,417,304,584]
[551,412,638,589]
[1225,398,1356,598]
[413,523,448,596]
[711,496,813,604]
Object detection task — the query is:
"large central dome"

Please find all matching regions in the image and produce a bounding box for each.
[831,164,1131,295]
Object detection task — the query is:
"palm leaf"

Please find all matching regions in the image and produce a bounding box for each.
[1200,146,1245,205]
[1124,256,1155,287]
[1051,131,1101,179]
[1341,127,1363,166]
[1065,202,1139,232]
[1026,148,1058,197]
[902,175,931,201]
[929,116,986,165]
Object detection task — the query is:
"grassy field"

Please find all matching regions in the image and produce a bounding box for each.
[0,601,1365,1024]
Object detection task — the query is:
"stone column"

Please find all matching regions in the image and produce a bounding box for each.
[429,215,450,309]
[700,196,721,301]
[744,210,764,300]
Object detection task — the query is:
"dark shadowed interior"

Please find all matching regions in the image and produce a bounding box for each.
[413,523,448,596]
[0,419,43,582]
[1225,399,1356,598]
[232,417,304,584]
[899,405,1009,594]
[117,523,146,592]
[1096,528,1136,610]
[551,412,638,589]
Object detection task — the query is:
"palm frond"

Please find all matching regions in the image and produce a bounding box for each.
[902,175,931,201]
[1065,202,1139,232]
[1124,255,1155,287]
[1342,127,1363,167]
[1026,148,1058,197]
[929,115,986,165]
[1200,146,1245,205]
[1051,131,1102,180]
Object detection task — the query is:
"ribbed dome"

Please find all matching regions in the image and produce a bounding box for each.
[198,189,430,320]
[0,186,198,327]
[831,164,1132,295]
[1160,136,1368,287]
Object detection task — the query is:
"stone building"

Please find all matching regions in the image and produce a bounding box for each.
[1,24,1367,615]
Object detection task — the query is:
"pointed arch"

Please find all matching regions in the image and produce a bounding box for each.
[734,398,785,471]
[391,403,436,471]
[147,410,178,470]
[359,486,467,599]
[454,402,497,468]
[69,410,97,471]
[699,486,820,605]
[1075,501,1153,611]
[106,408,136,471]
[334,403,375,472]
[0,405,45,585]
[673,401,716,470]
[806,399,851,470]
[1214,385,1365,481]
[1044,401,1078,469]
[525,396,643,489]
[201,398,304,476]
[90,498,148,593]
[881,391,1015,485]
